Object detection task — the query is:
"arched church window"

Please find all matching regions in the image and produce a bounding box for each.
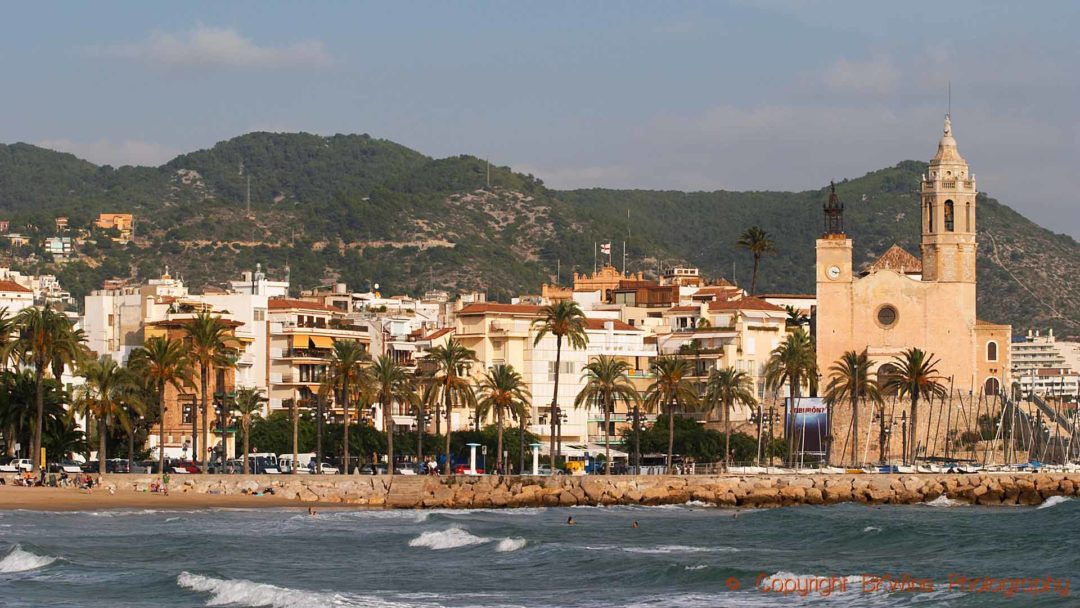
[944,200,955,232]
[984,377,1000,397]
[926,202,934,232]
[986,341,998,362]
[965,203,971,232]
[876,363,899,390]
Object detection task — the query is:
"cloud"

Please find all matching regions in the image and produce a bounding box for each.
[821,56,900,96]
[95,25,332,69]
[37,138,179,167]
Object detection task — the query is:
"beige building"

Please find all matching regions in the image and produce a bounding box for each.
[816,118,1012,460]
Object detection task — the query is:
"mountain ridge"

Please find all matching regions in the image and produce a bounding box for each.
[0,133,1075,338]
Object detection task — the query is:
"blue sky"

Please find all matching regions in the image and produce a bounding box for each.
[2,1,1078,236]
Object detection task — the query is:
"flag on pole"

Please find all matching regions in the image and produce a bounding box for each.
[600,242,611,255]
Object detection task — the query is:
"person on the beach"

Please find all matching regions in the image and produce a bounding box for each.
[162,471,170,495]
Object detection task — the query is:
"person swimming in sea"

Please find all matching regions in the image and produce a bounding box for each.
[567,516,575,525]
[631,521,639,529]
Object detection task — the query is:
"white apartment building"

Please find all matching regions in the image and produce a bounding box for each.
[1012,329,1079,398]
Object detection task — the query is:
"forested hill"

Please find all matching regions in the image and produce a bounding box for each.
[0,133,1076,338]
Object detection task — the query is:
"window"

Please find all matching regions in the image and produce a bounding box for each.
[548,360,575,381]
[254,309,266,322]
[965,203,971,232]
[926,202,934,232]
[876,305,898,328]
[986,341,998,362]
[944,200,955,232]
[179,395,196,424]
[984,377,1001,397]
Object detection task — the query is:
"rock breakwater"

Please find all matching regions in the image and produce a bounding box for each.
[73,472,1080,509]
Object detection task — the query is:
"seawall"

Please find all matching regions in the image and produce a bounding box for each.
[70,472,1080,509]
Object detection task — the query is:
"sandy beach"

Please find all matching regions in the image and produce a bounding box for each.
[0,485,309,512]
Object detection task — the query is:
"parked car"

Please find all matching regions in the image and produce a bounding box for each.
[307,461,339,474]
[454,464,485,475]
[0,458,32,473]
[169,460,202,474]
[48,461,84,474]
[361,464,388,475]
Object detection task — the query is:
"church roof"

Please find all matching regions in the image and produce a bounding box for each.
[931,115,966,164]
[866,245,923,275]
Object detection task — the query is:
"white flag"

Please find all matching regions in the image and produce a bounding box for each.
[600,242,611,255]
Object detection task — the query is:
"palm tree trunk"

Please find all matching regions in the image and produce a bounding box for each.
[291,399,299,475]
[341,378,350,475]
[98,417,107,476]
[443,390,452,474]
[435,400,442,436]
[385,399,394,476]
[496,406,504,475]
[32,363,44,473]
[127,427,135,471]
[199,364,209,472]
[604,395,611,476]
[550,335,562,473]
[851,391,859,467]
[315,395,323,474]
[242,419,250,475]
[666,400,675,474]
[416,397,424,465]
[158,381,166,475]
[724,397,732,471]
[750,255,760,295]
[910,393,919,465]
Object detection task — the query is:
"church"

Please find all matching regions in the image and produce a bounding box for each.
[815,117,1012,400]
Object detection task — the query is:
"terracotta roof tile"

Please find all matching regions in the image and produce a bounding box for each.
[667,305,701,313]
[268,298,342,313]
[0,280,32,293]
[867,245,923,275]
[424,328,454,340]
[457,303,542,315]
[707,296,786,313]
[584,318,641,332]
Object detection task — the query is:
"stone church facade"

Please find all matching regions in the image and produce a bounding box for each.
[816,117,1012,401]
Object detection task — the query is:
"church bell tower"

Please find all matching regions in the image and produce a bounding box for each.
[920,116,977,283]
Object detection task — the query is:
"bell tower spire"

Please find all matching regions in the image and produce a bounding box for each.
[920,115,977,283]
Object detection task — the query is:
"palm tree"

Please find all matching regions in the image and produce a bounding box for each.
[704,367,757,469]
[129,337,193,474]
[764,328,818,465]
[231,387,266,474]
[574,356,638,475]
[0,307,15,369]
[369,355,415,476]
[737,226,775,295]
[184,311,233,472]
[823,351,882,466]
[882,348,946,464]
[425,338,478,474]
[3,305,86,472]
[72,357,144,475]
[477,364,531,475]
[532,300,588,471]
[784,305,809,328]
[325,340,366,474]
[644,356,699,472]
[0,369,68,459]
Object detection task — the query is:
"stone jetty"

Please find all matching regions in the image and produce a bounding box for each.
[82,472,1080,509]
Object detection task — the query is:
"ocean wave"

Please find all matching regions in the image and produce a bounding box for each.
[495,537,527,552]
[178,572,411,608]
[0,545,58,573]
[623,545,738,554]
[684,565,709,571]
[923,495,966,508]
[1037,496,1072,509]
[409,528,492,550]
[862,526,881,533]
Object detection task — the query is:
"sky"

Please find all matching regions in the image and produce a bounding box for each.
[1,1,1078,237]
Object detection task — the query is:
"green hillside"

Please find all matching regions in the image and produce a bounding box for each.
[0,133,1075,338]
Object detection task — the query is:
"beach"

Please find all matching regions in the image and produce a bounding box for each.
[0,485,306,511]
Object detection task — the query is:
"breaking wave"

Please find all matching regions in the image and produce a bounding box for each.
[409,528,492,550]
[495,537,527,552]
[1037,496,1071,509]
[0,545,58,573]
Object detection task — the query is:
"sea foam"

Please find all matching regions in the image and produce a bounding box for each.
[495,537,527,552]
[177,572,389,608]
[408,528,492,550]
[1037,496,1072,510]
[0,545,58,573]
[924,495,965,508]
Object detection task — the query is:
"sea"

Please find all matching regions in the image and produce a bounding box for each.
[0,496,1076,607]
